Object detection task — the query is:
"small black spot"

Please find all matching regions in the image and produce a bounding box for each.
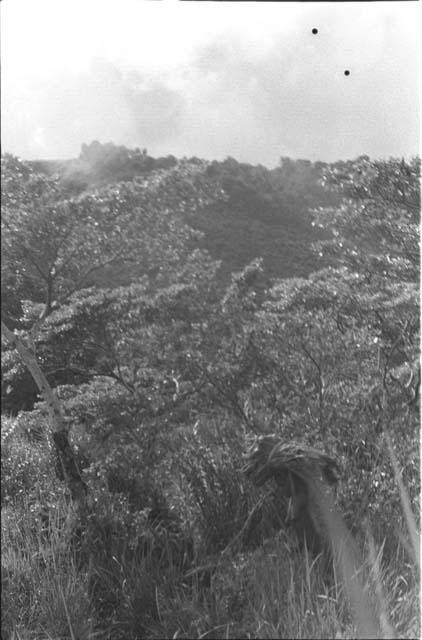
[344,70,350,76]
[312,28,318,35]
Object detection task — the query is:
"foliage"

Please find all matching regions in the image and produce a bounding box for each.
[32,143,343,282]
[314,155,420,281]
[1,416,55,505]
[1,153,224,324]
[1,149,420,638]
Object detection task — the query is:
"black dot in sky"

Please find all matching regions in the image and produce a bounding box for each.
[344,70,350,76]
[312,28,318,34]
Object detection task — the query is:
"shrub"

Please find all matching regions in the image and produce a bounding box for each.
[1,415,55,506]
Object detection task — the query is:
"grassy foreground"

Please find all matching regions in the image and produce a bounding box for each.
[1,454,419,640]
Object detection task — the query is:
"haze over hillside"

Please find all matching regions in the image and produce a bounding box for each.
[26,141,345,283]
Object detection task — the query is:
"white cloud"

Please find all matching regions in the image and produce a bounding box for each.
[1,0,419,164]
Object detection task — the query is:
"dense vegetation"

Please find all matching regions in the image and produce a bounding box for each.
[1,143,420,639]
[28,141,341,281]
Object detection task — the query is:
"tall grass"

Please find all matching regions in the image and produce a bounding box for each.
[2,492,418,639]
[149,532,419,639]
[1,426,419,639]
[2,496,95,640]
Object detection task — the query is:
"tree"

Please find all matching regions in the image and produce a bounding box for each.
[1,154,225,501]
[247,157,420,535]
[314,155,420,281]
[313,156,420,416]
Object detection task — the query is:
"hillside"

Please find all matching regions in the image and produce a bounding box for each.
[29,141,341,283]
[2,147,419,639]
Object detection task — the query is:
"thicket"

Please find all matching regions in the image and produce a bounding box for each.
[1,148,420,639]
[29,141,342,281]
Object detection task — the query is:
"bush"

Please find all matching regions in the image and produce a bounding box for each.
[1,415,55,506]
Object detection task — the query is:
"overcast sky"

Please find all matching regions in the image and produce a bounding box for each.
[1,0,420,167]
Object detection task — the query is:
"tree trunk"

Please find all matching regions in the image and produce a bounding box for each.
[1,320,87,505]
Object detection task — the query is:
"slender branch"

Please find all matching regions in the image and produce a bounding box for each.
[20,245,50,281]
[1,320,87,503]
[55,249,126,306]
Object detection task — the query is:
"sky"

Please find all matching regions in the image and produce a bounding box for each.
[1,0,420,167]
